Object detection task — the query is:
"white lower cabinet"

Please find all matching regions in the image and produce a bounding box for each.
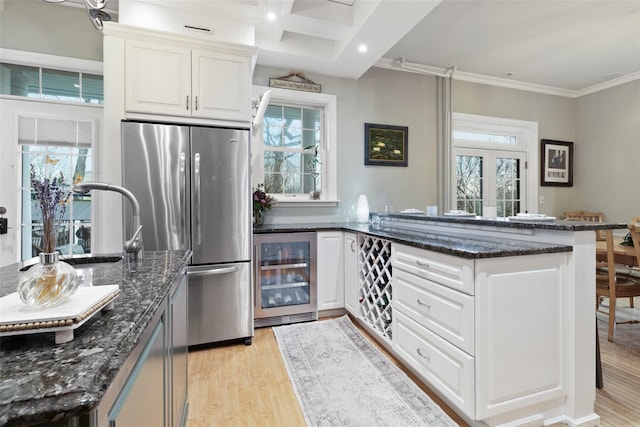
[394,310,475,417]
[391,243,568,425]
[343,232,358,315]
[316,231,345,311]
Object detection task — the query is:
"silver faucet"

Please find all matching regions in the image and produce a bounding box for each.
[73,182,144,263]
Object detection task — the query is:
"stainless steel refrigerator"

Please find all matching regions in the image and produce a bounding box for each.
[121,120,252,346]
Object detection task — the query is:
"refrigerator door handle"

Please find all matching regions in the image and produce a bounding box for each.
[179,152,187,247]
[188,266,238,277]
[194,152,201,246]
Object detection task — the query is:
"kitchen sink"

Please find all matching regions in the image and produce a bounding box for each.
[63,255,124,269]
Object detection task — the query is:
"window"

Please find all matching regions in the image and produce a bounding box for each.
[263,104,322,195]
[451,113,538,217]
[0,62,104,104]
[19,116,95,260]
[252,86,338,206]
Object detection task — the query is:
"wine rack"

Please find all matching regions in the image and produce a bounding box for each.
[358,235,393,343]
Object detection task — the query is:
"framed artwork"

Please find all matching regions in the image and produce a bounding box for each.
[364,123,408,167]
[541,139,573,187]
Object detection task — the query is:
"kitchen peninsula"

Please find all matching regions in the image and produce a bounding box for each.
[256,214,627,427]
[0,250,190,427]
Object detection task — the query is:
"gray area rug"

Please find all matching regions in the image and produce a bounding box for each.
[273,315,458,426]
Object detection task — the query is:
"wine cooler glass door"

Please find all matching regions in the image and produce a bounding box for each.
[254,233,317,322]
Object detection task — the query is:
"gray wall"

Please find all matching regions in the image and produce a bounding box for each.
[575,80,640,223]
[253,65,440,221]
[0,0,106,61]
[255,66,579,221]
[451,80,576,217]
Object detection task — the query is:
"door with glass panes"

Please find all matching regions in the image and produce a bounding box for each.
[453,147,527,218]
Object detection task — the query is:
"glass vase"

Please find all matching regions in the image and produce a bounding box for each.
[254,210,264,226]
[17,252,80,309]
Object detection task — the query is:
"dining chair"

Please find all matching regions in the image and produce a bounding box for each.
[595,228,640,342]
[563,210,605,240]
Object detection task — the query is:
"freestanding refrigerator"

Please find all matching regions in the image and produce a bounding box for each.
[121,120,253,346]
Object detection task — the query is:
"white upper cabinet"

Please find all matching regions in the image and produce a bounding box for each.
[119,25,256,122]
[125,40,191,117]
[191,49,251,120]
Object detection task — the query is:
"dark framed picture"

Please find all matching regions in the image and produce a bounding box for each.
[541,139,573,187]
[364,123,408,167]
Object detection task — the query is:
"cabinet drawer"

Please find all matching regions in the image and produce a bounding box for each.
[393,311,475,419]
[394,269,474,355]
[392,244,474,295]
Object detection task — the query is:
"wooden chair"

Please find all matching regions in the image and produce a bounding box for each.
[564,210,604,223]
[595,228,640,342]
[563,210,605,240]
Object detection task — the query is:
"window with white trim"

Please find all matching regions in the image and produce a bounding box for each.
[19,116,95,260]
[252,86,338,206]
[451,113,538,217]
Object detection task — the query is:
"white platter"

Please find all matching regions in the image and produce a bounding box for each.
[508,215,556,222]
[444,211,476,217]
[0,285,120,344]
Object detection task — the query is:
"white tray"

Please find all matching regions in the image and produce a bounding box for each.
[444,211,476,217]
[0,285,120,344]
[508,215,556,222]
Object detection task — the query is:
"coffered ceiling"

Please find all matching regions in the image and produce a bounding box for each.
[66,0,640,95]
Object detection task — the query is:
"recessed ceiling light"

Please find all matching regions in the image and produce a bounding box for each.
[358,44,368,53]
[267,12,277,21]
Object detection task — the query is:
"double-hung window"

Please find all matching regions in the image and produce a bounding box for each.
[252,86,338,206]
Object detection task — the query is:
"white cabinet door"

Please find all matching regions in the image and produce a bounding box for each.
[316,231,344,311]
[475,253,567,420]
[125,39,191,117]
[343,232,358,315]
[192,49,252,121]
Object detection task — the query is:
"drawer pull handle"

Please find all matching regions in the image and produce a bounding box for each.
[416,260,430,267]
[417,348,430,361]
[416,299,431,309]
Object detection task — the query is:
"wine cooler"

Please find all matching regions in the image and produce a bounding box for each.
[253,232,317,327]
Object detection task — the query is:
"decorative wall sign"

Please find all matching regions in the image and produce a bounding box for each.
[541,139,573,187]
[269,72,321,93]
[364,123,408,167]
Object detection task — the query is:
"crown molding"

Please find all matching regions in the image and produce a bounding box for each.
[374,57,640,99]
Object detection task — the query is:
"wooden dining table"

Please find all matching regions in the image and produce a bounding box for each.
[595,235,638,267]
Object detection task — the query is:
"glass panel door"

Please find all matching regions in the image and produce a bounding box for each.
[454,148,526,217]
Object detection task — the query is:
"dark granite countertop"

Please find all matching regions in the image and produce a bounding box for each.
[0,250,191,427]
[251,214,627,258]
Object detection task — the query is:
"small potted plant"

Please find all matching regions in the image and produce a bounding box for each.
[252,183,276,226]
[304,143,321,200]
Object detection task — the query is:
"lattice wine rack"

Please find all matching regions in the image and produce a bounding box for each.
[358,235,393,343]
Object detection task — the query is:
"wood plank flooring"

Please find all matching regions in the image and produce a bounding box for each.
[186,306,640,427]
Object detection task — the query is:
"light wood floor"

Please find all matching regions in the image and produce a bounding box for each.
[186,306,640,427]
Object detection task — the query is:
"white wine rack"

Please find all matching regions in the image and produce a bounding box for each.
[358,235,393,343]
